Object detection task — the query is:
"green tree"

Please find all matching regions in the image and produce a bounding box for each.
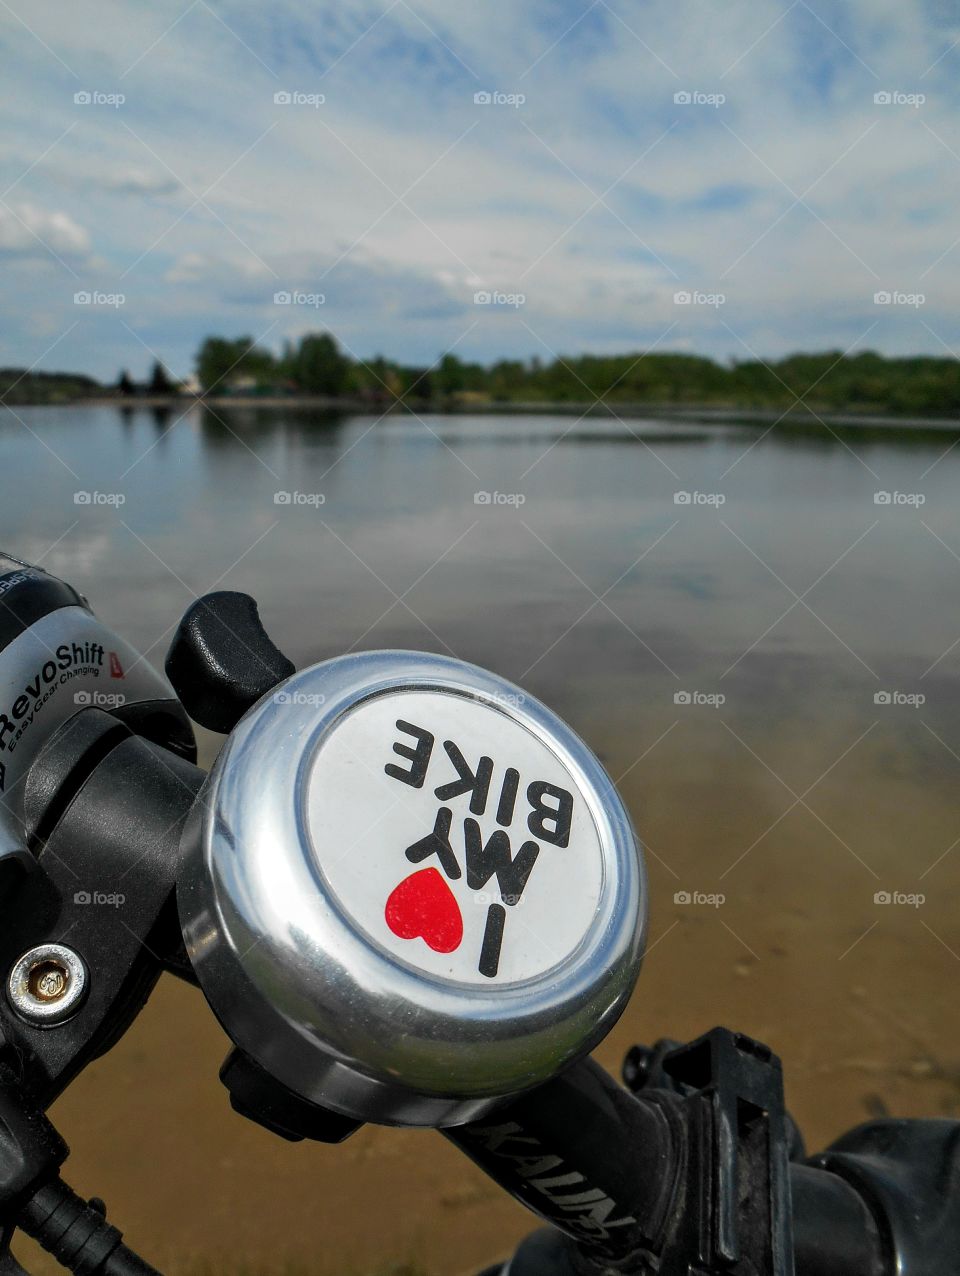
[278,338,297,382]
[434,353,465,398]
[348,355,402,400]
[292,333,349,395]
[186,330,960,417]
[149,361,174,393]
[196,336,275,393]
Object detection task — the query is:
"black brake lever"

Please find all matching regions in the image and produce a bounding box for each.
[165,592,294,733]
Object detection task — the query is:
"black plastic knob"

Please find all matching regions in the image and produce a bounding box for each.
[164,592,295,733]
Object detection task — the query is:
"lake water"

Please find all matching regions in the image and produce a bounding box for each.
[5,402,960,1274]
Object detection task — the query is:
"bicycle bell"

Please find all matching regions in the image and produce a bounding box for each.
[179,650,646,1127]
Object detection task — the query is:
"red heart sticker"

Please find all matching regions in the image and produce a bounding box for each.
[385,867,463,954]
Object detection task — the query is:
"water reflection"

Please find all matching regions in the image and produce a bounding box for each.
[195,402,353,444]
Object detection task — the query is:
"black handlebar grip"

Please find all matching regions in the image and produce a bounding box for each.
[447,1056,678,1264]
[164,592,295,733]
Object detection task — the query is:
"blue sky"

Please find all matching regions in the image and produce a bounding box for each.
[2,0,959,380]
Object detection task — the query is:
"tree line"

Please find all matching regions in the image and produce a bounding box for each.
[194,332,960,416]
[4,333,960,415]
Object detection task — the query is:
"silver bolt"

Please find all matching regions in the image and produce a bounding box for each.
[7,944,87,1025]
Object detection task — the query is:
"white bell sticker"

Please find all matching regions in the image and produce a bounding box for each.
[306,689,605,985]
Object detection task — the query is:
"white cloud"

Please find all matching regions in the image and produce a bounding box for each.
[105,168,183,196]
[1,0,960,376]
[0,202,90,257]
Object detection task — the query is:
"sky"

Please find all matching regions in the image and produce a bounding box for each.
[2,0,960,381]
